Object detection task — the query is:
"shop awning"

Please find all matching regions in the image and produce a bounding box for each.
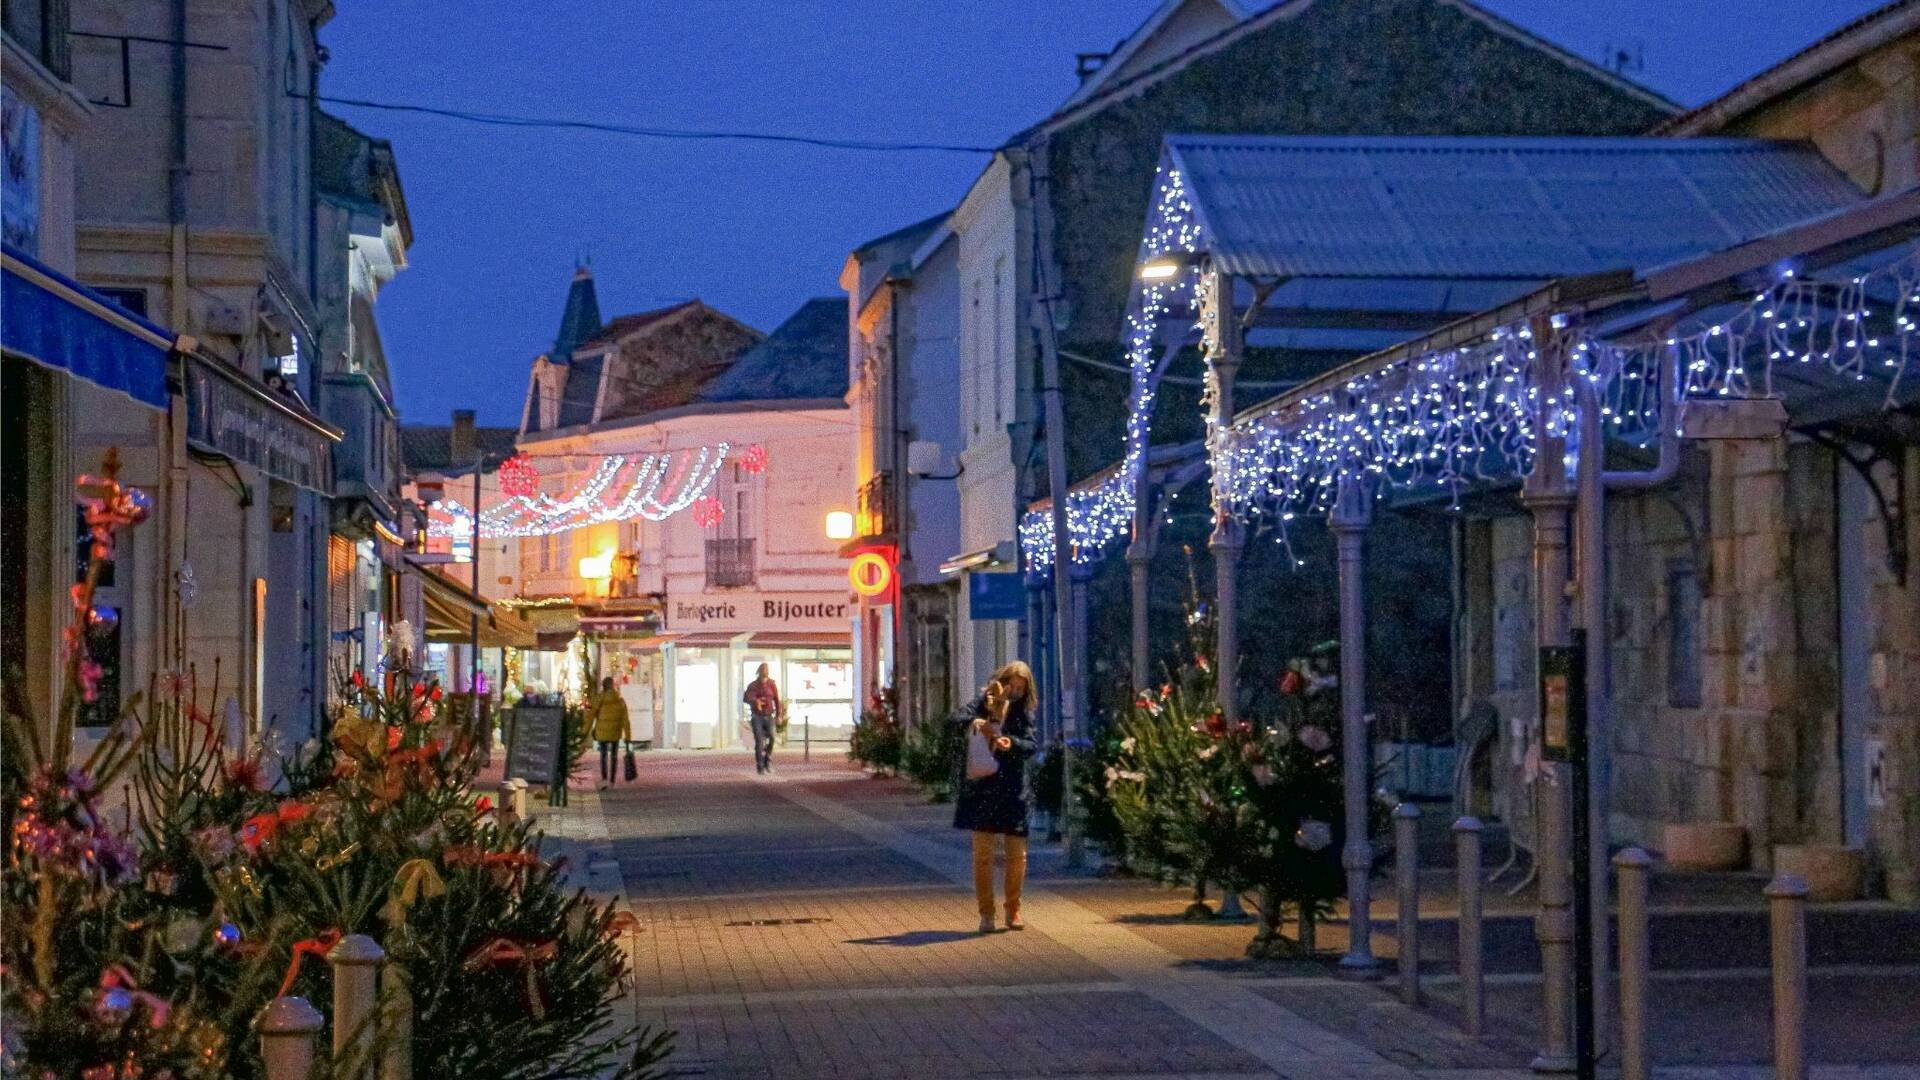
[748,631,851,649]
[183,352,340,493]
[412,561,537,649]
[2,243,175,409]
[674,632,745,648]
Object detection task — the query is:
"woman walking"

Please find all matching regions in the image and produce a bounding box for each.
[590,677,629,791]
[954,661,1037,933]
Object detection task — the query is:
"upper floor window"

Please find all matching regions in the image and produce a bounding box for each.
[4,0,70,81]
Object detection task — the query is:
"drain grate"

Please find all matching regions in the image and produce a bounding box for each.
[722,917,832,927]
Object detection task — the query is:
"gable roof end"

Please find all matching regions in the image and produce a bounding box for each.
[1655,0,1920,135]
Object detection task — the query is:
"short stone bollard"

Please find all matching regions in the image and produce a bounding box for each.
[1394,802,1421,1004]
[259,996,324,1080]
[328,934,386,1078]
[1767,873,1810,1080]
[1453,816,1484,1035]
[1613,848,1652,1080]
[495,779,519,828]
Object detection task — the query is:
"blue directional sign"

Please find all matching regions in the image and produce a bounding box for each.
[968,571,1026,621]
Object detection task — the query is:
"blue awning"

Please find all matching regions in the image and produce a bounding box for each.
[2,243,175,409]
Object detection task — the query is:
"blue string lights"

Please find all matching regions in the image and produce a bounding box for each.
[1023,211,1916,575]
[1021,167,1202,570]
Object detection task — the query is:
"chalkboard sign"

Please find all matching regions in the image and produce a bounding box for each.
[506,704,567,802]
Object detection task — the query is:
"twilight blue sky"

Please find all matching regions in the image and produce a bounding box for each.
[318,1,1883,427]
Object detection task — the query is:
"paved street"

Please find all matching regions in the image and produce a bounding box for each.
[541,751,1920,1080]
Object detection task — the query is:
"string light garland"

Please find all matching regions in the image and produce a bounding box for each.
[428,444,732,539]
[1021,215,1916,575]
[1022,167,1202,570]
[1222,244,1919,549]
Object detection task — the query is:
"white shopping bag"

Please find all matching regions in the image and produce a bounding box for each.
[965,729,1000,780]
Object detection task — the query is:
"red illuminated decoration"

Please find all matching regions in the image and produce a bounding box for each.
[497,453,540,498]
[692,495,725,529]
[848,545,896,602]
[740,444,768,475]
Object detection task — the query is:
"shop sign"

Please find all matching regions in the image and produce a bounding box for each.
[2,86,40,252]
[185,356,332,492]
[968,572,1026,621]
[665,591,850,633]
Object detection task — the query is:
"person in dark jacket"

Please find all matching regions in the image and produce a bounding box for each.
[953,660,1037,933]
[743,664,781,774]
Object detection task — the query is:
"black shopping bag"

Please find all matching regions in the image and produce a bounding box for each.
[623,748,638,782]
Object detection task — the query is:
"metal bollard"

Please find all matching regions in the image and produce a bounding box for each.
[259,996,324,1080]
[1218,883,1249,921]
[328,934,386,1078]
[380,963,414,1080]
[1613,848,1652,1080]
[1394,802,1421,1004]
[1453,816,1484,1035]
[1766,873,1810,1080]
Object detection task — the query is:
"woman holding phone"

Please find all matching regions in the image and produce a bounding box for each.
[953,661,1037,933]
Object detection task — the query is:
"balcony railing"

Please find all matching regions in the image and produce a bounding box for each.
[857,471,893,538]
[704,538,756,588]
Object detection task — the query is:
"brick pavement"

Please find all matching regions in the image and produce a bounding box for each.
[537,750,1920,1080]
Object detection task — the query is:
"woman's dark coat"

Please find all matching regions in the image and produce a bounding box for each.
[951,694,1036,837]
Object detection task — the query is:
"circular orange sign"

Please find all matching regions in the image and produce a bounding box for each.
[848,551,893,598]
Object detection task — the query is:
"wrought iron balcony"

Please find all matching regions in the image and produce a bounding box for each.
[857,471,893,539]
[704,538,756,588]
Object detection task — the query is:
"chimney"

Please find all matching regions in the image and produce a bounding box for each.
[450,409,476,467]
[1075,52,1109,83]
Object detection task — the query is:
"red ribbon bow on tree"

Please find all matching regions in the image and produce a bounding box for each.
[463,937,557,1018]
[277,929,343,997]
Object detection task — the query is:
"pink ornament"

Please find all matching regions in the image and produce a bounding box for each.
[740,444,768,475]
[692,496,725,529]
[498,453,540,498]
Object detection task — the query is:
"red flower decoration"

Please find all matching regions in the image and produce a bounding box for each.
[740,444,768,475]
[1279,669,1305,695]
[497,453,540,499]
[692,495,725,529]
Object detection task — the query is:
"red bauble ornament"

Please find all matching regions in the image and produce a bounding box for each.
[740,444,768,475]
[692,496,725,529]
[497,453,540,499]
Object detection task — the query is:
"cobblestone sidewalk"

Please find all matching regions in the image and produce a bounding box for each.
[560,750,1918,1080]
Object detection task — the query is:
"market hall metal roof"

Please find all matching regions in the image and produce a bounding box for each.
[1164,135,1865,280]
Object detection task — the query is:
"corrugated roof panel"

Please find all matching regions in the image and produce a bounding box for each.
[1168,136,1864,279]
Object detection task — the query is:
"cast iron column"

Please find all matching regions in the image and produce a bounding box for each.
[1200,262,1243,724]
[1332,477,1376,972]
[1523,317,1576,1073]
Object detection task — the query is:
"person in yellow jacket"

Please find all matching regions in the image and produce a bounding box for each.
[590,677,629,791]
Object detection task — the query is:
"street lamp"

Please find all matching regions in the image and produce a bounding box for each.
[824,510,855,540]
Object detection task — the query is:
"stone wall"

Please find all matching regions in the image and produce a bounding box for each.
[1466,436,1920,895]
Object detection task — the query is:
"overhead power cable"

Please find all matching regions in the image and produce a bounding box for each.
[308,93,999,155]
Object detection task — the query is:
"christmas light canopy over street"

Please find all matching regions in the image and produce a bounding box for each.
[428,444,733,539]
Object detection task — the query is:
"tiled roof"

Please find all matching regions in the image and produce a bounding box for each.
[577,300,698,349]
[1165,135,1863,279]
[399,424,519,473]
[695,298,849,404]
